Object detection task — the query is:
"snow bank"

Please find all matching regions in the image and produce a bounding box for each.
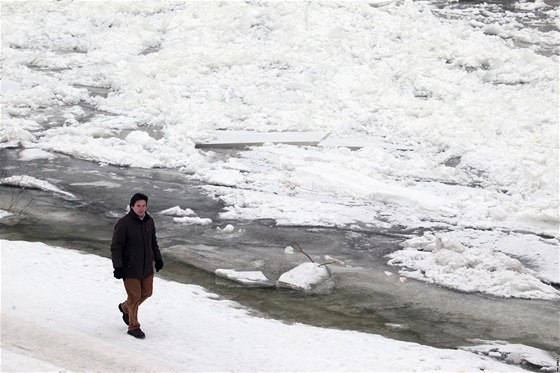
[208,142,558,238]
[386,233,560,300]
[1,239,533,372]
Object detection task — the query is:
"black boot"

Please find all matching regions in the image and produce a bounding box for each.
[118,303,129,326]
[127,328,146,339]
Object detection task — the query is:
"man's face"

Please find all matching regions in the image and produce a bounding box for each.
[131,200,147,217]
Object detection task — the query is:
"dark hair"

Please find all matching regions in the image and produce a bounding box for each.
[130,193,148,207]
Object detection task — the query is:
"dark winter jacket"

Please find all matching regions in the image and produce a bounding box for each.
[111,210,162,279]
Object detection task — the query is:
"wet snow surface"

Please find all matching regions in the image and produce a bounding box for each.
[1,0,559,371]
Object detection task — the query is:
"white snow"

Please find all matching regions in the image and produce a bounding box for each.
[2,238,543,372]
[159,206,212,225]
[17,148,56,161]
[515,0,548,11]
[0,78,22,92]
[173,216,213,225]
[386,233,560,300]
[1,349,63,372]
[159,206,196,217]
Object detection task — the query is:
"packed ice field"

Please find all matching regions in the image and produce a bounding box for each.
[1,1,559,300]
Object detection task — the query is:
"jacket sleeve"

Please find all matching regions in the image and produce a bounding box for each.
[110,220,126,268]
[151,221,162,262]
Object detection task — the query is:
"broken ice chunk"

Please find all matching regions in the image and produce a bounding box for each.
[215,269,273,287]
[277,262,332,293]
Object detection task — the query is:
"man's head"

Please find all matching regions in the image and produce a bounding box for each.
[130,193,148,218]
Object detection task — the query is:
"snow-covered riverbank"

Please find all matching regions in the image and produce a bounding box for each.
[2,239,556,372]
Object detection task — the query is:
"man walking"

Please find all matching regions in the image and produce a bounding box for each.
[111,193,164,339]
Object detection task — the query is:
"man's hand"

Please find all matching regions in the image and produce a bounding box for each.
[113,267,125,279]
[155,259,164,272]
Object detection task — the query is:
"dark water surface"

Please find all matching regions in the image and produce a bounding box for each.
[1,148,558,358]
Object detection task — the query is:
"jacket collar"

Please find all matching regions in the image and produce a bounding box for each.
[129,210,151,223]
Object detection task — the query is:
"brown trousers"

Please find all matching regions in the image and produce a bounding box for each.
[122,275,153,331]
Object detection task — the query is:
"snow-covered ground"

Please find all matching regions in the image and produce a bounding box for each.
[2,239,556,372]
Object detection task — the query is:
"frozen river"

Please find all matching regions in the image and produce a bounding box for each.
[1,0,559,365]
[1,148,558,356]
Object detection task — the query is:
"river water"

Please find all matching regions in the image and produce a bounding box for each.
[1,148,558,356]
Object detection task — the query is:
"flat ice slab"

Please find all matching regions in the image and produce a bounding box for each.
[195,131,330,148]
[215,269,273,287]
[0,79,22,92]
[319,135,415,151]
[195,131,414,151]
